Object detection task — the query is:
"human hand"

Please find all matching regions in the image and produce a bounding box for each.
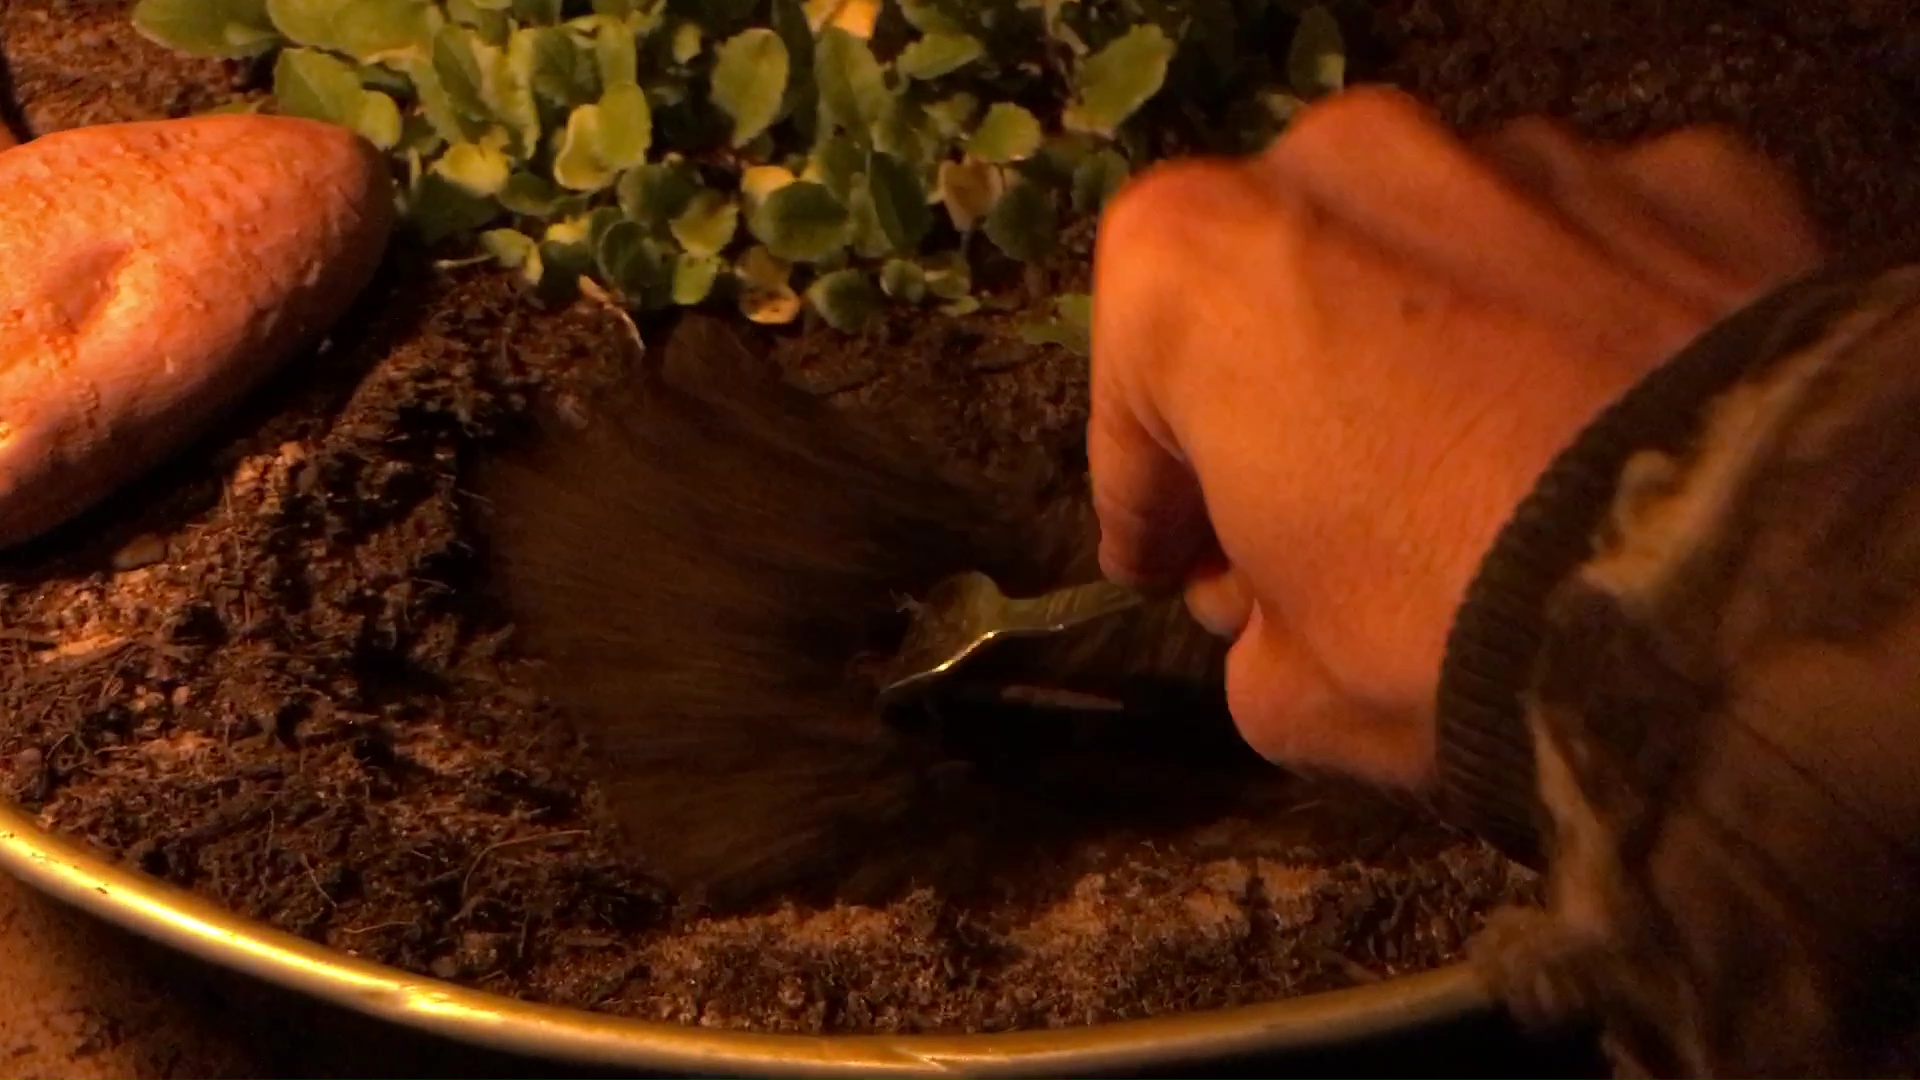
[1088,86,1823,790]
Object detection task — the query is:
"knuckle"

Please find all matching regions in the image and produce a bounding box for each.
[1097,157,1243,253]
[1275,84,1434,161]
[1494,114,1583,155]
[1644,122,1761,164]
[1634,124,1793,191]
[1094,156,1281,337]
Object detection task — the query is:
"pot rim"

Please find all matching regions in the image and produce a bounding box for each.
[0,802,1494,1077]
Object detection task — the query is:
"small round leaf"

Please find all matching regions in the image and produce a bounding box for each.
[1063,23,1174,137]
[740,284,802,325]
[867,151,932,254]
[936,159,1004,232]
[480,227,538,269]
[265,0,338,49]
[618,160,700,226]
[499,171,566,215]
[735,244,793,290]
[552,103,613,191]
[804,136,865,202]
[670,21,702,64]
[966,103,1042,164]
[409,171,500,245]
[873,95,937,169]
[272,0,444,65]
[896,0,962,33]
[806,0,880,38]
[1018,292,1093,356]
[490,31,545,155]
[405,54,478,143]
[748,181,852,262]
[740,164,798,208]
[552,84,651,192]
[924,92,978,139]
[710,28,790,148]
[814,27,888,139]
[593,14,640,88]
[879,258,926,303]
[435,139,513,196]
[920,250,971,300]
[1070,148,1130,215]
[537,234,594,303]
[806,269,877,332]
[447,0,509,38]
[132,0,278,58]
[983,181,1057,263]
[1288,6,1347,100]
[895,31,983,80]
[274,49,399,148]
[673,253,723,305]
[595,219,666,297]
[595,81,654,168]
[670,190,740,258]
[523,25,600,107]
[430,27,489,121]
[352,89,403,149]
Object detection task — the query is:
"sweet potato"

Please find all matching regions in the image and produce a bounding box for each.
[0,114,395,549]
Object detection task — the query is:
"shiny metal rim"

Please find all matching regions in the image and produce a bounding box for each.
[0,802,1495,1077]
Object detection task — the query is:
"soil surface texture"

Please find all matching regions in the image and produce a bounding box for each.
[2,0,1917,1045]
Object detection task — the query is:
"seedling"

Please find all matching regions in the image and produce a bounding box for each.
[130,0,1349,351]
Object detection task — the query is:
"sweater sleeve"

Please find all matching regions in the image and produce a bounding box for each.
[1433,257,1920,867]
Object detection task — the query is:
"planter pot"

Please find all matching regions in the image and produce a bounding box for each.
[0,800,1495,1077]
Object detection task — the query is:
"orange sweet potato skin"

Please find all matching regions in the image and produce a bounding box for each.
[0,114,395,548]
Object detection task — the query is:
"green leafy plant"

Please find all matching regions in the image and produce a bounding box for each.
[130,0,1348,349]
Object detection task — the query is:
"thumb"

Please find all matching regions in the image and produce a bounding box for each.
[1225,605,1439,790]
[1183,557,1253,639]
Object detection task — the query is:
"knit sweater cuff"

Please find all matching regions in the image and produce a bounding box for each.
[1431,258,1920,870]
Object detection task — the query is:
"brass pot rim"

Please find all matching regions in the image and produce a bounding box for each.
[0,802,1495,1077]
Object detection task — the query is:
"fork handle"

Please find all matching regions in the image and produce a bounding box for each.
[1001,579,1148,635]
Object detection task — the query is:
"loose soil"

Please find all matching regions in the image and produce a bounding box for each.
[2,0,1917,1040]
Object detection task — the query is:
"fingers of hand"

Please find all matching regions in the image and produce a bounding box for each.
[1472,116,1826,320]
[1610,125,1827,287]
[1471,116,1762,316]
[1088,158,1284,590]
[1087,395,1212,589]
[1082,87,1823,793]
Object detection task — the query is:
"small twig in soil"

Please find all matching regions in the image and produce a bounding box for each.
[339,920,414,936]
[1310,946,1384,985]
[36,633,131,667]
[299,852,336,907]
[576,278,645,357]
[460,828,589,899]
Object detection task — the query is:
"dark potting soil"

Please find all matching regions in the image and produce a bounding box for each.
[1,0,1916,1038]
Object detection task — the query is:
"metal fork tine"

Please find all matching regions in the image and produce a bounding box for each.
[877,572,1146,702]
